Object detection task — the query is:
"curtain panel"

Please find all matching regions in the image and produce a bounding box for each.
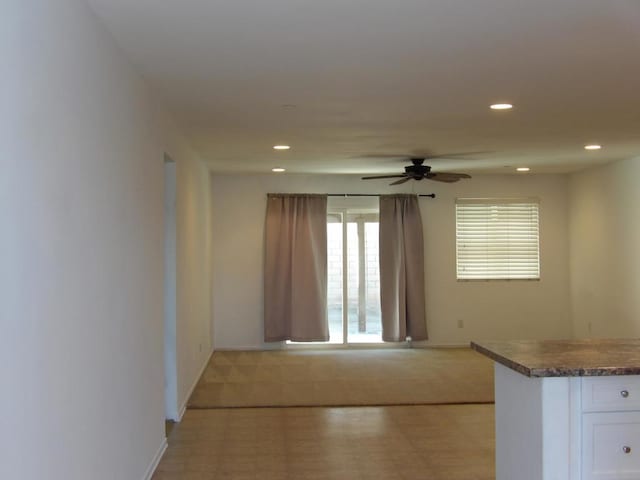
[379,194,428,342]
[264,194,329,342]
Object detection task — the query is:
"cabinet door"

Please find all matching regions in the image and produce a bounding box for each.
[583,412,640,480]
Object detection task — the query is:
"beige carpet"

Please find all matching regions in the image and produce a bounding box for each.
[188,348,494,408]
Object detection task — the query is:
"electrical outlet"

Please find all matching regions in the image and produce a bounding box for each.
[457,319,464,329]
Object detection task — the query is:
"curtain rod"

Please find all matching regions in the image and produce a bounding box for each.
[327,193,436,198]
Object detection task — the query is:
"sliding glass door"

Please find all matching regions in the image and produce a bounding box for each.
[327,210,382,344]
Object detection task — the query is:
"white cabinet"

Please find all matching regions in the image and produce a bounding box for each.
[583,412,640,480]
[494,364,640,480]
[581,377,640,480]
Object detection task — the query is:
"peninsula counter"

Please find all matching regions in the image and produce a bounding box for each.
[471,339,640,480]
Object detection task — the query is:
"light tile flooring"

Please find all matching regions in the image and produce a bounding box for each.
[153,404,495,480]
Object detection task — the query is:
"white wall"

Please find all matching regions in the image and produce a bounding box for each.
[569,157,640,338]
[0,1,212,478]
[211,173,572,349]
[175,147,213,418]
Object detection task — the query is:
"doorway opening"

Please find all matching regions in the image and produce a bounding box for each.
[163,155,178,421]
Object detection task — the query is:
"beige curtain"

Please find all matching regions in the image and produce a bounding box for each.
[264,194,328,342]
[379,194,428,342]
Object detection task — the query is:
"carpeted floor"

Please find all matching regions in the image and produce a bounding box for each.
[188,348,494,408]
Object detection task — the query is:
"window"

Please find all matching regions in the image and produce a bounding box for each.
[456,198,540,280]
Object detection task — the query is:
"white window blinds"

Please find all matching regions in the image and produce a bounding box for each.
[456,198,540,280]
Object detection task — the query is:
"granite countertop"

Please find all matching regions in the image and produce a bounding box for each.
[470,338,640,377]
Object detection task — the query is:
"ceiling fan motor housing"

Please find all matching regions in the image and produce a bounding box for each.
[405,159,431,178]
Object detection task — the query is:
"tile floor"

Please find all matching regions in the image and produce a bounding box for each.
[153,404,495,480]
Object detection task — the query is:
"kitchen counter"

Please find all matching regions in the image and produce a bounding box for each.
[471,338,640,480]
[470,338,640,377]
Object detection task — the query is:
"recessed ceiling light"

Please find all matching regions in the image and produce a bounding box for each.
[584,144,602,150]
[516,167,530,172]
[272,167,286,172]
[490,103,513,110]
[273,145,290,150]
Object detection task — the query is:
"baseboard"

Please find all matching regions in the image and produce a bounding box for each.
[215,342,470,351]
[412,341,470,348]
[177,403,187,422]
[214,343,284,351]
[298,343,414,350]
[176,348,215,421]
[142,437,167,480]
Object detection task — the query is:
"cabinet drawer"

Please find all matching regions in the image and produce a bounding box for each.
[583,412,640,480]
[582,376,640,412]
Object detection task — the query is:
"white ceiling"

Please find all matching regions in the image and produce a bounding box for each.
[87,0,640,175]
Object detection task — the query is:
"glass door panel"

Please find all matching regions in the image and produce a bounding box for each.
[346,215,382,343]
[326,215,344,344]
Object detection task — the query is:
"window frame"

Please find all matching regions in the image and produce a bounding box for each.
[455,197,541,282]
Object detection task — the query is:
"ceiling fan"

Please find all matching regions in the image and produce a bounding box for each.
[362,156,472,185]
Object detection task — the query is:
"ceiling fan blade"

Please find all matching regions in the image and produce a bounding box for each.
[426,176,461,183]
[426,172,472,183]
[357,154,417,159]
[361,174,407,180]
[390,177,412,185]
[426,151,491,159]
[359,151,490,160]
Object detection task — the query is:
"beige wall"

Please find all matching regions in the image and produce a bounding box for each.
[423,174,572,344]
[569,157,640,338]
[210,173,572,349]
